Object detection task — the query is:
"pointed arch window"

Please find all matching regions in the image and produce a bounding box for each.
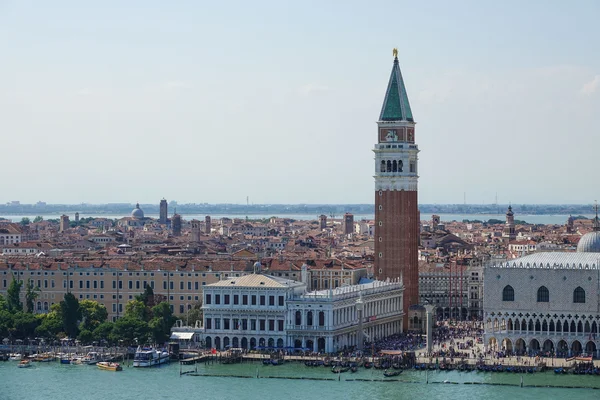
[573,287,585,303]
[502,285,514,302]
[537,286,549,303]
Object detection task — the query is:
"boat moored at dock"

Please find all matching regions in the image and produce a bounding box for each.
[133,346,169,367]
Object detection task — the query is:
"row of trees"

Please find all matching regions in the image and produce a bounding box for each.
[0,279,177,346]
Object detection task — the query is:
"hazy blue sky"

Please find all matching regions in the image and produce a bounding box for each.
[2,0,599,205]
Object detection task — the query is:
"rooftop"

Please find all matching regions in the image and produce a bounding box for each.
[207,273,304,288]
[489,252,600,270]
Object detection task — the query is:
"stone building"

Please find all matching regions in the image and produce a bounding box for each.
[59,215,69,232]
[172,213,182,236]
[159,199,168,224]
[483,237,600,357]
[502,205,516,241]
[419,261,484,320]
[201,264,404,353]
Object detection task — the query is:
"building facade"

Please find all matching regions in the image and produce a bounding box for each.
[373,52,420,326]
[419,262,484,320]
[483,252,600,358]
[202,267,404,353]
[0,223,22,245]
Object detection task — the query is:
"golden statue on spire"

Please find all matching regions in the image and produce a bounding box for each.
[392,48,398,58]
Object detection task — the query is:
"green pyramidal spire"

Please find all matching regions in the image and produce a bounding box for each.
[379,56,414,122]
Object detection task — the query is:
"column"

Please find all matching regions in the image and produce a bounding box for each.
[425,304,434,353]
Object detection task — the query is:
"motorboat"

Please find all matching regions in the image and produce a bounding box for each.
[82,352,104,365]
[9,353,22,361]
[133,346,169,367]
[97,362,122,372]
[18,360,31,368]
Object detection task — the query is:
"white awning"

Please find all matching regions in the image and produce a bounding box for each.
[170,332,195,340]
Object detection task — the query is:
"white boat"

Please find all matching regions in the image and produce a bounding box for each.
[132,346,170,367]
[17,360,31,368]
[9,353,22,361]
[82,352,104,365]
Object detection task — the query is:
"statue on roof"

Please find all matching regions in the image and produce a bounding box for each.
[392,48,398,58]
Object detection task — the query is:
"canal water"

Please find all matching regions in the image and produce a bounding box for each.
[2,361,599,400]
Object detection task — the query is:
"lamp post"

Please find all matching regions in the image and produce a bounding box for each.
[356,294,364,352]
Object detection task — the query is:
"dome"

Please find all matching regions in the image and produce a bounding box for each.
[253,261,261,274]
[131,203,144,219]
[577,220,600,253]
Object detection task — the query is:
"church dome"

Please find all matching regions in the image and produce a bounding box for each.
[577,231,600,253]
[131,203,144,219]
[577,216,600,253]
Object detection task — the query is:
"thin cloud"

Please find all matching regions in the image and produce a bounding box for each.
[163,81,191,90]
[298,83,330,96]
[580,75,600,95]
[75,88,94,96]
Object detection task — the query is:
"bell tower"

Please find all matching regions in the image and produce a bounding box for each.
[373,50,420,328]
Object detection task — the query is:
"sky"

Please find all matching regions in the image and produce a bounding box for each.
[1,0,599,205]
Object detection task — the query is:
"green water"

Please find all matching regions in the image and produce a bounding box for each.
[2,361,599,400]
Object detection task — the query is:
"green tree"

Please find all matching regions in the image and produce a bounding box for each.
[110,317,150,345]
[93,321,115,343]
[6,277,23,312]
[0,294,7,311]
[34,312,63,339]
[0,309,13,338]
[149,302,177,344]
[59,293,81,338]
[125,299,150,321]
[20,217,30,226]
[25,279,40,313]
[79,300,108,332]
[33,216,44,223]
[185,301,203,327]
[11,312,39,339]
[137,285,155,307]
[77,329,94,344]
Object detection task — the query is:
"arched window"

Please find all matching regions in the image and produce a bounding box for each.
[295,311,301,326]
[537,286,549,302]
[398,160,403,172]
[573,287,585,303]
[307,311,313,326]
[386,160,392,172]
[392,160,397,172]
[380,160,386,172]
[502,285,514,301]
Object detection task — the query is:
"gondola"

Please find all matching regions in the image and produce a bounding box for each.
[350,366,358,373]
[392,363,401,370]
[331,366,350,373]
[262,359,271,365]
[383,369,402,377]
[364,362,373,369]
